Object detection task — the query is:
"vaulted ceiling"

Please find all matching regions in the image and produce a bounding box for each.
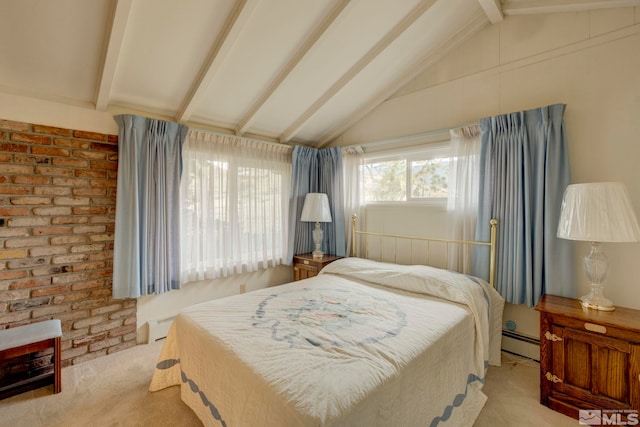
[0,0,637,146]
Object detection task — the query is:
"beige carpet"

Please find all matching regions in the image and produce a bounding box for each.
[0,341,575,427]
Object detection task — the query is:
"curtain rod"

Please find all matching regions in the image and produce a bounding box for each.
[188,126,294,151]
[340,121,479,150]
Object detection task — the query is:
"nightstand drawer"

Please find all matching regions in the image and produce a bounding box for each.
[292,253,342,281]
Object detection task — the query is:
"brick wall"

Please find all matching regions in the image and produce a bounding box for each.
[0,118,135,382]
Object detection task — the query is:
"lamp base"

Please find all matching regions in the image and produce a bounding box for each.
[312,222,325,259]
[579,285,615,311]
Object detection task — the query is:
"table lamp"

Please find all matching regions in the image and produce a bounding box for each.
[557,182,640,311]
[300,193,332,259]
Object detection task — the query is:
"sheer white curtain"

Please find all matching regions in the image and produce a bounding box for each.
[180,131,292,282]
[342,146,365,257]
[447,125,481,273]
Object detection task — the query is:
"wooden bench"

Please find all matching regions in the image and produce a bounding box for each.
[0,319,62,399]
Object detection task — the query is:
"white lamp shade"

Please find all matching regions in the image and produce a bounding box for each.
[300,193,332,223]
[557,182,640,242]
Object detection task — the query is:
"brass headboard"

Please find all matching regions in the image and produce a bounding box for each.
[350,214,498,287]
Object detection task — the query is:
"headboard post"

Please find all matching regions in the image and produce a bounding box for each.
[351,214,357,257]
[489,219,498,287]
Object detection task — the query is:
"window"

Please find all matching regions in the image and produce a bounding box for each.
[362,143,450,204]
[180,132,291,282]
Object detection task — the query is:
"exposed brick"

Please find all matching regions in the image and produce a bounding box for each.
[89,319,122,335]
[0,164,34,174]
[89,252,112,262]
[107,324,135,338]
[72,206,106,215]
[73,150,105,160]
[13,155,51,165]
[30,303,70,319]
[73,131,106,141]
[0,249,27,260]
[11,133,51,145]
[52,216,88,225]
[71,298,105,310]
[0,310,30,323]
[33,186,72,196]
[10,196,51,205]
[73,333,107,347]
[10,297,51,311]
[75,169,107,179]
[107,135,118,143]
[71,244,105,253]
[31,285,70,297]
[0,185,31,195]
[8,277,51,290]
[31,146,70,157]
[0,143,28,153]
[109,308,135,320]
[31,264,72,276]
[5,237,49,248]
[90,179,116,188]
[0,289,31,301]
[73,315,105,329]
[72,225,105,234]
[0,207,31,216]
[91,142,117,152]
[52,177,89,187]
[32,226,72,236]
[89,160,118,171]
[0,228,30,238]
[89,216,114,224]
[7,257,48,269]
[8,217,50,227]
[73,261,106,272]
[13,175,49,185]
[62,345,88,360]
[73,188,106,197]
[33,206,72,216]
[70,280,103,291]
[52,158,89,168]
[0,120,29,132]
[0,270,28,281]
[34,166,74,176]
[53,196,89,206]
[53,138,90,149]
[32,125,72,137]
[123,316,136,326]
[51,235,88,245]
[30,246,68,257]
[52,254,89,264]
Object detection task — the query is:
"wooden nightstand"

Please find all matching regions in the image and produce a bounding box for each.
[292,253,342,281]
[535,294,640,420]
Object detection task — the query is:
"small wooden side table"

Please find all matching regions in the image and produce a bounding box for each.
[292,253,343,281]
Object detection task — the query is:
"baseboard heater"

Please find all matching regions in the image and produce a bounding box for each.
[147,316,176,343]
[501,329,540,361]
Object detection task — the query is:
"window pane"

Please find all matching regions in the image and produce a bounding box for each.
[410,158,449,198]
[363,159,407,201]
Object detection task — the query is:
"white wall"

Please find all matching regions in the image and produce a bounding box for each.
[334,8,640,338]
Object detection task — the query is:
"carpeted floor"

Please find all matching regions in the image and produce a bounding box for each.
[0,341,575,427]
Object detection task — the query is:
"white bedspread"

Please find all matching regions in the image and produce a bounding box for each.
[150,258,504,426]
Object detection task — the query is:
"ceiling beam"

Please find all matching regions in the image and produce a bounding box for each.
[177,0,260,123]
[95,0,132,111]
[478,0,504,23]
[235,0,352,136]
[317,13,490,148]
[503,0,640,15]
[279,0,438,144]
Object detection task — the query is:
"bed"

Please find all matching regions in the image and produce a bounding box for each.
[150,221,504,426]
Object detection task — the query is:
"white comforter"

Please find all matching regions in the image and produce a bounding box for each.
[150,258,504,426]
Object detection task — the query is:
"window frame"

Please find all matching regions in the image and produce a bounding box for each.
[362,142,451,207]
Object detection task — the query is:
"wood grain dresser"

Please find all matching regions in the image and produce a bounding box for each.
[535,294,640,421]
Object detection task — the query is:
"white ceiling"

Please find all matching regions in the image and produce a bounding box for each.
[0,0,637,147]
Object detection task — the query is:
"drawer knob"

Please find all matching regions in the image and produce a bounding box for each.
[545,372,563,383]
[584,323,607,334]
[544,331,563,342]
[303,260,310,265]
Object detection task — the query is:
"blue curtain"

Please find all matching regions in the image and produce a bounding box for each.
[287,146,345,261]
[473,104,574,306]
[112,115,188,298]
